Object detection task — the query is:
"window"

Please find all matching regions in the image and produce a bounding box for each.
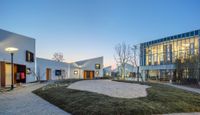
[190,43,194,55]
[190,31,194,36]
[186,32,189,37]
[194,37,199,49]
[55,70,61,76]
[26,51,34,62]
[95,71,99,76]
[26,68,31,74]
[95,64,101,69]
[74,71,78,75]
[195,30,198,35]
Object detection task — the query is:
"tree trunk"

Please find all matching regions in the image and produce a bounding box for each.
[121,66,125,80]
[137,66,139,81]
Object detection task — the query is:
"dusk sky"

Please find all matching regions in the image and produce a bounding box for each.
[0,0,200,68]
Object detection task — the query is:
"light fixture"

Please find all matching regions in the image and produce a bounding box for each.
[5,47,19,90]
[74,71,78,75]
[5,47,18,53]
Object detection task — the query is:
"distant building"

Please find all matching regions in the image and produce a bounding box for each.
[36,58,69,81]
[37,56,103,80]
[69,57,103,79]
[112,63,137,78]
[103,66,112,77]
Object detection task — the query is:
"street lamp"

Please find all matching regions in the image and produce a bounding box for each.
[5,47,18,90]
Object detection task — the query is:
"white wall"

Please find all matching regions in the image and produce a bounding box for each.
[0,29,36,83]
[69,57,103,79]
[37,58,69,80]
[37,57,103,80]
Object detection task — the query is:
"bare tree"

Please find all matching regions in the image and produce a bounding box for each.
[174,55,200,84]
[130,45,139,67]
[52,52,64,62]
[114,42,131,79]
[130,45,139,81]
[130,44,143,82]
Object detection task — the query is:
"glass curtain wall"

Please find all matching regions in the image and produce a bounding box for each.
[144,37,199,66]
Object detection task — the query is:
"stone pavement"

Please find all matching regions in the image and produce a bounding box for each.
[0,82,70,115]
[165,83,200,94]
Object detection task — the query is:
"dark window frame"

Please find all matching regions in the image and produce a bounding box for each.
[26,51,34,62]
[95,64,101,69]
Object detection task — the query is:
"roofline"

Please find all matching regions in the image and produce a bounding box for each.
[36,57,69,64]
[70,56,103,64]
[140,29,200,46]
[0,28,35,40]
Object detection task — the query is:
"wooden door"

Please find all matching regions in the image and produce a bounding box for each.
[0,62,5,87]
[46,68,51,80]
[90,71,94,79]
[83,71,94,79]
[83,71,87,79]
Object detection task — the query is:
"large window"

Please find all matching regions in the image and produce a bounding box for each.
[143,36,199,66]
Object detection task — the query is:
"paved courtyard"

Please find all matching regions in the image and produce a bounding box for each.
[165,83,200,94]
[0,83,69,115]
[68,80,150,98]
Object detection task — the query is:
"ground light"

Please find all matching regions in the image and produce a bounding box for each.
[5,47,19,90]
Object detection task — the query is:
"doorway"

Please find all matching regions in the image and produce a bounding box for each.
[83,71,94,79]
[4,63,26,87]
[46,68,51,80]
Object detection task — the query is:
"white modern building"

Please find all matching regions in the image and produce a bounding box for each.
[37,58,70,81]
[37,57,103,80]
[0,29,104,87]
[0,29,36,87]
[69,57,103,79]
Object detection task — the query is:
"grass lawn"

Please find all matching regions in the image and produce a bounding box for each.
[33,79,200,115]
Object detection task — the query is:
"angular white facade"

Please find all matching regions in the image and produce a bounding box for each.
[37,57,104,80]
[69,57,103,79]
[0,29,36,87]
[0,29,104,87]
[37,58,70,80]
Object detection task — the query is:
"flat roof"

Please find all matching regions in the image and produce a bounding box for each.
[141,29,200,47]
[0,28,35,40]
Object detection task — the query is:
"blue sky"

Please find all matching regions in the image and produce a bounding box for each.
[0,0,200,67]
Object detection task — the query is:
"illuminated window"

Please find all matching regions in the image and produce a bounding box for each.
[190,43,194,55]
[95,64,100,69]
[74,71,78,75]
[26,68,31,74]
[195,37,199,49]
[26,51,34,62]
[95,71,99,75]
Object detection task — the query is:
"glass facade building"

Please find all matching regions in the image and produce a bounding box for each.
[140,30,200,81]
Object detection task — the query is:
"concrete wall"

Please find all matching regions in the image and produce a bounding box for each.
[36,58,69,80]
[0,29,36,83]
[69,57,103,79]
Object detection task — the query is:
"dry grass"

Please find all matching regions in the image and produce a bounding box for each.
[33,79,200,115]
